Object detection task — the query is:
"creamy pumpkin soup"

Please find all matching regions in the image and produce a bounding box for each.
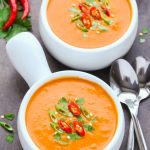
[47,0,132,48]
[26,77,118,150]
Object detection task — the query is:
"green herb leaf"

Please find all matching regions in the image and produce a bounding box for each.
[75,98,85,105]
[0,122,13,132]
[58,97,69,105]
[83,123,95,132]
[76,116,84,122]
[142,27,148,34]
[4,113,15,121]
[5,134,14,143]
[0,6,10,26]
[139,37,146,44]
[0,0,32,41]
[54,132,61,141]
[15,12,32,30]
[55,104,72,117]
[68,133,81,141]
[5,24,27,41]
[91,116,97,123]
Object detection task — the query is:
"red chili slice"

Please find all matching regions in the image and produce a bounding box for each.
[81,13,92,29]
[100,4,111,17]
[68,102,81,116]
[90,7,101,20]
[58,120,72,133]
[73,121,85,137]
[79,3,88,14]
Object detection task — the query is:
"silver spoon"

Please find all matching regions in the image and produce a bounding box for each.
[127,56,150,150]
[133,56,150,101]
[110,59,148,150]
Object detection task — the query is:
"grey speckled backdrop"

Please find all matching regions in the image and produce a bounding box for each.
[0,0,150,150]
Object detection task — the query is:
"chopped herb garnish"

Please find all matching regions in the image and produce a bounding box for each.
[55,104,72,117]
[69,0,113,37]
[58,97,69,105]
[142,27,148,34]
[5,134,14,144]
[69,122,73,128]
[76,115,84,122]
[75,98,85,105]
[49,97,97,143]
[54,132,61,141]
[101,0,109,6]
[91,116,97,123]
[68,133,81,141]
[139,27,148,44]
[139,38,146,44]
[0,122,13,132]
[60,118,66,121]
[4,113,15,121]
[83,123,95,132]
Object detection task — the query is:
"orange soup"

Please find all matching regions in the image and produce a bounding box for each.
[47,0,132,48]
[26,77,118,150]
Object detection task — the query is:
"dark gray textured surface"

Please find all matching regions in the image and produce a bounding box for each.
[0,0,150,149]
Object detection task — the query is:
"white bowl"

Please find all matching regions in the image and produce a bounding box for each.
[6,32,125,150]
[39,0,138,71]
[17,71,125,150]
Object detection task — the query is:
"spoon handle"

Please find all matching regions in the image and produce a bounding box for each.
[130,113,147,150]
[127,102,139,150]
[127,120,134,150]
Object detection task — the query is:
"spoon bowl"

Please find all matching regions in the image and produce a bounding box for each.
[132,56,150,87]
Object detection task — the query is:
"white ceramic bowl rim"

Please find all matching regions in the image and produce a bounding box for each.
[18,70,124,150]
[40,0,138,53]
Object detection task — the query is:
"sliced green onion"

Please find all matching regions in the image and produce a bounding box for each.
[71,14,81,22]
[49,111,58,123]
[50,122,63,133]
[80,106,93,119]
[101,13,114,25]
[76,21,88,32]
[0,122,13,132]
